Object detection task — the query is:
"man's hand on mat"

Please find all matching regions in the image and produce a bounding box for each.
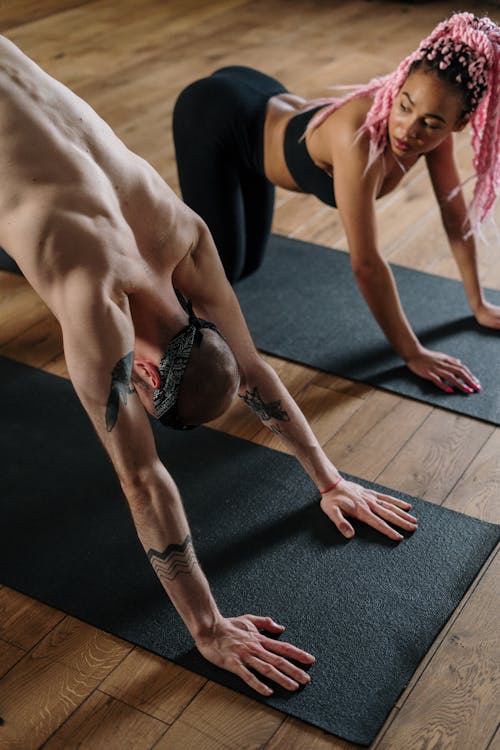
[195,614,315,696]
[405,347,481,394]
[475,301,500,329]
[320,480,418,541]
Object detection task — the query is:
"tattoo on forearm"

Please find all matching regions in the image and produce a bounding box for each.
[239,386,290,422]
[105,351,136,432]
[268,424,282,435]
[147,535,198,582]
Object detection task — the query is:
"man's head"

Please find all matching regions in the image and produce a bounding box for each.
[132,299,240,429]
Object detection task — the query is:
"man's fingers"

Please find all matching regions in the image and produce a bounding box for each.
[251,646,312,685]
[235,663,274,696]
[379,502,417,525]
[370,495,417,524]
[360,509,404,541]
[246,615,285,633]
[374,492,412,510]
[245,655,300,691]
[259,634,316,665]
[322,503,355,538]
[371,501,418,531]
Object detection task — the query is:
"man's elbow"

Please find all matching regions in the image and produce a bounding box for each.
[118,461,171,507]
[237,354,273,396]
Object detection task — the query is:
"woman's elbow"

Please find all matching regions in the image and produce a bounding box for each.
[351,258,384,285]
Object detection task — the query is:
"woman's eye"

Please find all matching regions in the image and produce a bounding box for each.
[424,121,440,130]
[399,102,408,112]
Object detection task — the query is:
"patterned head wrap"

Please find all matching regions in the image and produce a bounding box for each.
[153,294,221,430]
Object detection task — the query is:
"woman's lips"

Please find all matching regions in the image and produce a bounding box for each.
[393,137,411,152]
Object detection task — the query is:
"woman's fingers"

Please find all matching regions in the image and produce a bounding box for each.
[408,349,481,393]
[434,357,481,393]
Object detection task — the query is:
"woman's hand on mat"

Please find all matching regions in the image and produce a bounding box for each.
[195,614,315,696]
[405,346,481,394]
[474,301,500,329]
[320,480,418,541]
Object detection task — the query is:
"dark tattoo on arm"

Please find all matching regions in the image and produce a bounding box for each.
[105,351,136,432]
[239,386,290,422]
[147,535,198,582]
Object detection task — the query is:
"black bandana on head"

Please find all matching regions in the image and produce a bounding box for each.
[153,293,221,430]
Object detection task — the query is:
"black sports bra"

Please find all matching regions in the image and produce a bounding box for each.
[283,106,336,207]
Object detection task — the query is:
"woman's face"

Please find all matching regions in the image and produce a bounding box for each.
[388,68,467,159]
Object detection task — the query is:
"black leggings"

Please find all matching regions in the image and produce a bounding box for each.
[173,66,288,282]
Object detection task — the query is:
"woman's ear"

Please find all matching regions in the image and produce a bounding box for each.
[453,113,470,132]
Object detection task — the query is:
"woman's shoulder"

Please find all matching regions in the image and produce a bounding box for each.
[313,94,374,162]
[321,94,373,135]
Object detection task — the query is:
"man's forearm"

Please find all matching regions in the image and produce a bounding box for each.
[239,361,340,489]
[121,465,221,640]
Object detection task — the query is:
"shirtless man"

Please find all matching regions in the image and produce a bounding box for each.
[0,36,418,696]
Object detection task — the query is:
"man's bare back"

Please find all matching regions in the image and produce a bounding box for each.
[0,35,193,320]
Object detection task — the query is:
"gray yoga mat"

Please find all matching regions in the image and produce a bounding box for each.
[234,234,500,425]
[0,357,498,745]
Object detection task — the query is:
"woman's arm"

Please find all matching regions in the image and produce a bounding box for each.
[330,123,480,392]
[426,135,500,329]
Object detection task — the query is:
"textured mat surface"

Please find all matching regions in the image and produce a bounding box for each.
[1,356,498,745]
[0,247,20,275]
[234,234,500,425]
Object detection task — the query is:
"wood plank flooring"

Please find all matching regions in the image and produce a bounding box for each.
[0,1,498,748]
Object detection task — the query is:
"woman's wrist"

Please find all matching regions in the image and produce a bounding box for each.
[401,339,424,363]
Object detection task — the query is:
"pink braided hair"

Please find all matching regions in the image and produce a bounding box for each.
[305,13,500,235]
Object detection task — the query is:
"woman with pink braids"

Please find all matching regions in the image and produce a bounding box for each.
[173,12,499,393]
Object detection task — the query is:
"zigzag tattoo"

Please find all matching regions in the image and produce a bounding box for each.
[147,535,198,581]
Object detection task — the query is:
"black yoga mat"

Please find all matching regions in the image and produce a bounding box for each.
[234,234,500,425]
[0,247,20,275]
[0,357,498,745]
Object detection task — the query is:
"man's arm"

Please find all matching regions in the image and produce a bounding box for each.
[59,279,313,695]
[173,217,418,541]
[426,136,500,330]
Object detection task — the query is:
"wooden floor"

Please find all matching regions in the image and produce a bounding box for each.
[0,1,499,748]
